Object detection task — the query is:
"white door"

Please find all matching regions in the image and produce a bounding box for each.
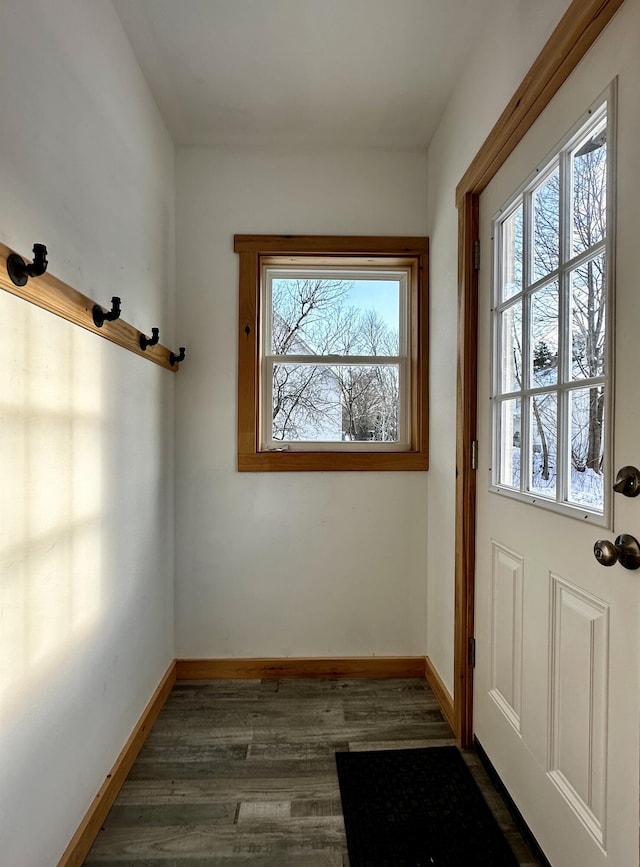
[474,4,640,866]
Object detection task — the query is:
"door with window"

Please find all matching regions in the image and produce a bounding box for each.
[474,13,640,866]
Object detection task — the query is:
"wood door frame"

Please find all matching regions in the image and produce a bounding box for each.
[453,0,627,747]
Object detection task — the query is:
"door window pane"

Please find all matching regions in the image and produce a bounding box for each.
[532,167,560,281]
[568,387,605,510]
[570,254,606,380]
[498,398,521,489]
[531,282,559,388]
[529,393,557,499]
[501,205,523,301]
[571,124,607,258]
[500,302,522,393]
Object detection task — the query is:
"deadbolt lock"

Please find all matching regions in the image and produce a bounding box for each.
[613,466,640,497]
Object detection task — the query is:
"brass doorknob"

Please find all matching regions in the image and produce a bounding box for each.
[594,534,640,570]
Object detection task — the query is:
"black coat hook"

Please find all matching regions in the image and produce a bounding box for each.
[7,243,48,287]
[93,296,121,328]
[140,327,160,351]
[170,346,186,366]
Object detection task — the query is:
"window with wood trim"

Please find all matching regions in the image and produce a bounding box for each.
[235,236,429,472]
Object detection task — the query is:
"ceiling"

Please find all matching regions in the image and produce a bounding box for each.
[113,0,494,149]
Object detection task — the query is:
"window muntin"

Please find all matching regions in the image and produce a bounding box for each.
[492,95,612,521]
[261,268,410,451]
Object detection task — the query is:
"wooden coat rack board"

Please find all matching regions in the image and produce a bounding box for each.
[0,242,180,372]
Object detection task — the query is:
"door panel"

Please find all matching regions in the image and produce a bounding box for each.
[474,3,640,865]
[489,541,523,733]
[548,575,609,844]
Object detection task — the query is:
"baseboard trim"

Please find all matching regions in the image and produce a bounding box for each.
[56,660,177,867]
[176,656,426,680]
[424,656,455,731]
[474,736,552,867]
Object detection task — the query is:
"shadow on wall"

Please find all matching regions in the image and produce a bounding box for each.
[0,295,103,710]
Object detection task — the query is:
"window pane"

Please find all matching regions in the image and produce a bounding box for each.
[531,282,559,387]
[501,205,523,301]
[271,277,400,355]
[568,386,605,511]
[572,122,607,258]
[272,363,400,443]
[498,398,521,489]
[529,393,557,499]
[570,253,606,380]
[532,166,560,280]
[500,302,522,393]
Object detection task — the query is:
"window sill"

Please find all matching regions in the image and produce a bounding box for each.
[238,450,429,472]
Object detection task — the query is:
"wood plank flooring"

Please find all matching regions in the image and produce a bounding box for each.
[83,678,542,866]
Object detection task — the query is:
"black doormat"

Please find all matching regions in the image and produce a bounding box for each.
[335,746,519,867]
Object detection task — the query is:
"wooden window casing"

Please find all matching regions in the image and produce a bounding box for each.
[235,235,429,472]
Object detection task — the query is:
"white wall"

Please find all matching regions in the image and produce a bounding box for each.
[0,2,175,865]
[425,0,573,692]
[175,148,429,658]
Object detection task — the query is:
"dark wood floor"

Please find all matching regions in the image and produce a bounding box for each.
[83,678,542,866]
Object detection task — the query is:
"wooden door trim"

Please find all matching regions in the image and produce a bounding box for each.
[455,193,479,746]
[455,0,626,206]
[454,0,626,747]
